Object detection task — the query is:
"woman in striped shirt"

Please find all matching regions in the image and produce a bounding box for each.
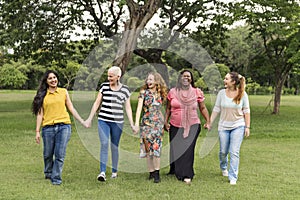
[209,72,251,185]
[85,66,135,182]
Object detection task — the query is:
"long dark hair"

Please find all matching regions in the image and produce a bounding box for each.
[31,70,59,115]
[176,69,195,89]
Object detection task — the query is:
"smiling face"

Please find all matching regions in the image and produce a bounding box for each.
[223,73,235,89]
[107,71,119,85]
[47,73,58,88]
[107,66,121,86]
[181,71,192,87]
[146,74,156,89]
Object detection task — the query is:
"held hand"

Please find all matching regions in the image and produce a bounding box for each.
[83,120,92,128]
[164,122,170,132]
[204,122,211,130]
[132,125,139,134]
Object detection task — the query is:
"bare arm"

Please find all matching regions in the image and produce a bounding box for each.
[35,108,43,144]
[134,97,144,133]
[164,100,171,131]
[65,90,85,125]
[198,101,210,129]
[125,97,135,130]
[244,112,250,137]
[209,111,219,128]
[85,92,103,127]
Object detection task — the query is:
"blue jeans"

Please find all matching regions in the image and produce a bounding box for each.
[98,120,123,173]
[219,126,244,181]
[42,123,71,185]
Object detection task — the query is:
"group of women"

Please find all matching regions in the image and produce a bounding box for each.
[32,66,250,186]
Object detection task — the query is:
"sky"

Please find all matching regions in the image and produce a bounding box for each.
[70,0,242,41]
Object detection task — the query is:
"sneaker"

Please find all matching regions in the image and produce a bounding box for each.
[111,172,117,179]
[230,180,237,185]
[97,172,106,182]
[222,170,228,177]
[183,178,191,185]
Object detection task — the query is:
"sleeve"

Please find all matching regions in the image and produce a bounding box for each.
[138,89,145,99]
[99,83,105,94]
[167,88,175,101]
[123,85,131,100]
[212,89,222,113]
[196,88,205,103]
[242,92,250,114]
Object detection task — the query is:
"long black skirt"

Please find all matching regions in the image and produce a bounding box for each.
[169,124,201,180]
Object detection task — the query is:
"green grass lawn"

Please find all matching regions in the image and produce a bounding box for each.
[0,90,300,200]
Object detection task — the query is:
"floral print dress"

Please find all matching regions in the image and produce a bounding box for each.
[139,89,164,158]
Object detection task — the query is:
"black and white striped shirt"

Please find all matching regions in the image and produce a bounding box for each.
[98,82,131,123]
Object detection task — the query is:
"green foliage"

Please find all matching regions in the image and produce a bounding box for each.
[126,77,143,91]
[0,62,27,89]
[246,77,261,95]
[195,77,207,90]
[202,63,230,91]
[52,60,81,90]
[232,0,300,113]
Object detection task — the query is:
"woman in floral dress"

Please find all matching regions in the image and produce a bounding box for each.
[134,72,168,183]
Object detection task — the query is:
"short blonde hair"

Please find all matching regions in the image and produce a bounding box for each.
[108,66,122,77]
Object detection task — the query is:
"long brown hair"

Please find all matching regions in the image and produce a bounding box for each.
[142,72,168,102]
[229,72,246,104]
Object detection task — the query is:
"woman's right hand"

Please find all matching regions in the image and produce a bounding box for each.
[83,120,92,128]
[35,131,40,144]
[164,122,170,132]
[132,125,139,134]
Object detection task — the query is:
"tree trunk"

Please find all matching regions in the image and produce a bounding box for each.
[273,82,283,114]
[272,74,288,114]
[113,0,162,75]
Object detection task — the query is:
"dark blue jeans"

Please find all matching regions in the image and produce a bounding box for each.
[42,123,71,185]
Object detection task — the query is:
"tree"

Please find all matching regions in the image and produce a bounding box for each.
[234,0,300,114]
[0,61,28,89]
[0,0,161,70]
[0,0,230,87]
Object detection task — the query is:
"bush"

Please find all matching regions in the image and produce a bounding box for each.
[0,64,27,89]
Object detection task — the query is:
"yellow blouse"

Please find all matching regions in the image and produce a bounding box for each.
[42,87,71,126]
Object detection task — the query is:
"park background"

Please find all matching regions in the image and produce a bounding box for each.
[0,0,300,199]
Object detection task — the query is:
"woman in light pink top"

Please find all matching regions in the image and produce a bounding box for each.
[164,69,210,184]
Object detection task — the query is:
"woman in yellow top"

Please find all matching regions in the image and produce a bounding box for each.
[32,70,85,185]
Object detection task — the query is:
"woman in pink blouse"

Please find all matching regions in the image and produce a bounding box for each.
[164,69,210,184]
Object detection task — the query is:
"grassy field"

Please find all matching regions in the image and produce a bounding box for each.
[0,90,300,200]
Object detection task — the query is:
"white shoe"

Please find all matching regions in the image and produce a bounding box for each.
[111,172,117,179]
[97,172,106,182]
[183,178,191,185]
[230,180,237,185]
[222,170,228,177]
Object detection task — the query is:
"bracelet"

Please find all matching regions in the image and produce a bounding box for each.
[245,126,250,129]
[36,130,40,132]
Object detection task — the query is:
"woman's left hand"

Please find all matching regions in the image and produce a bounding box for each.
[244,128,250,137]
[203,123,211,130]
[132,125,139,134]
